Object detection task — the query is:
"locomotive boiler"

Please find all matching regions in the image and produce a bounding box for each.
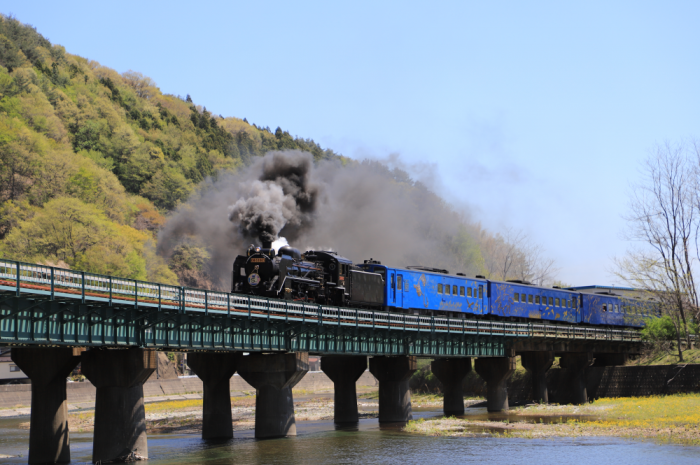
[232,241,384,308]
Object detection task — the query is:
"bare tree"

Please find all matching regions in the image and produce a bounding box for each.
[480,227,558,285]
[614,141,699,361]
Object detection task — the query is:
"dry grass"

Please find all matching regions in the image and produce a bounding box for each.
[404,393,700,445]
[629,348,700,366]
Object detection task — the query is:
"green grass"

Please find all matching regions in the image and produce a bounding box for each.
[628,348,700,366]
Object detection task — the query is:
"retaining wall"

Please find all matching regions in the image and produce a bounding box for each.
[463,364,700,403]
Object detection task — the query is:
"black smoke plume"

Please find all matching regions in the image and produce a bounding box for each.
[228,151,319,244]
[158,150,482,290]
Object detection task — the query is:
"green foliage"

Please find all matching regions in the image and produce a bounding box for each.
[642,315,680,341]
[0,14,352,288]
[0,15,51,69]
[0,33,25,72]
[1,197,138,276]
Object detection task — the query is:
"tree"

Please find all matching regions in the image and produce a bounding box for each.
[614,141,700,361]
[121,70,157,99]
[0,196,168,281]
[480,228,557,285]
[0,33,24,71]
[0,138,38,202]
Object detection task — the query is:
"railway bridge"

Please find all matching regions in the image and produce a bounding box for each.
[0,259,642,463]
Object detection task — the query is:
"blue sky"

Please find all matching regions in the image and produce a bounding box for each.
[6,1,700,285]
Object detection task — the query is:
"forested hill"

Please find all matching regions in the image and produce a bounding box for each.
[0,15,343,284]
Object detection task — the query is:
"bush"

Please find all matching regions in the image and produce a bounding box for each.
[409,362,442,393]
[641,315,678,342]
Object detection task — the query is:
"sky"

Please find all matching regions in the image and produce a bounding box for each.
[5,1,700,286]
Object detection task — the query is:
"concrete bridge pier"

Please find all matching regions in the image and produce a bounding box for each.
[81,348,156,463]
[369,356,417,422]
[320,355,367,424]
[11,347,82,464]
[430,358,471,416]
[237,352,309,439]
[187,352,240,439]
[474,355,516,412]
[560,352,594,404]
[520,351,554,404]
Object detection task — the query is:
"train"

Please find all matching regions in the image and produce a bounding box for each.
[232,242,658,329]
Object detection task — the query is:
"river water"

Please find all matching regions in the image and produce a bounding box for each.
[2,409,700,465]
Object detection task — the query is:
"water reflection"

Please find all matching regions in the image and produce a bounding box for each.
[3,411,700,464]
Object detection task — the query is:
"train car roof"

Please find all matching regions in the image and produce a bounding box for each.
[378,264,488,282]
[489,280,579,294]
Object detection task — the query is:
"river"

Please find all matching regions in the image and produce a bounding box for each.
[2,409,700,464]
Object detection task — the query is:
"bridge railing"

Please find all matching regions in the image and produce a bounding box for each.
[0,258,642,342]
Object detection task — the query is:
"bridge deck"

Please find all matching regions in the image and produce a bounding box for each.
[0,259,641,356]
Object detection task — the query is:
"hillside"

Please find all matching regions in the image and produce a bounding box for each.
[0,15,559,290]
[0,15,343,284]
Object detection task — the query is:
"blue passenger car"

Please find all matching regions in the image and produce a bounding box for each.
[580,292,653,328]
[355,263,488,315]
[488,281,580,323]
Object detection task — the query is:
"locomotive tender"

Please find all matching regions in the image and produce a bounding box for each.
[233,242,657,329]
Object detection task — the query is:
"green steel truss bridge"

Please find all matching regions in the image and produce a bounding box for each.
[0,259,641,357]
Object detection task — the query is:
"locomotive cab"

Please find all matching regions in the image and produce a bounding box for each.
[303,251,353,305]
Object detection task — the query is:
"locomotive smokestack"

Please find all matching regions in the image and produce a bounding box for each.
[262,240,272,249]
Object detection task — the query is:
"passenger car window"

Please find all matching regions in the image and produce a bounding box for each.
[445,285,450,295]
[468,287,473,297]
[555,298,560,307]
[528,295,533,304]
[460,286,465,296]
[520,294,525,303]
[397,276,402,290]
[453,285,458,295]
[513,292,518,302]
[437,284,443,294]
[536,296,540,304]
[602,304,607,311]
[479,286,483,298]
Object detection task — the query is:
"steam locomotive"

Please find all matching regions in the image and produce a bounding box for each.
[232,241,658,329]
[232,241,385,308]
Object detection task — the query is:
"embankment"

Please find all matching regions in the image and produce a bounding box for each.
[465,364,700,403]
[0,371,379,409]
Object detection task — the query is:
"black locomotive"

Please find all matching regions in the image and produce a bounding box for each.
[232,241,384,308]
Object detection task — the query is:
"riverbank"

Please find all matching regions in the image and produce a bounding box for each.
[15,392,479,435]
[404,393,700,445]
[17,390,383,435]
